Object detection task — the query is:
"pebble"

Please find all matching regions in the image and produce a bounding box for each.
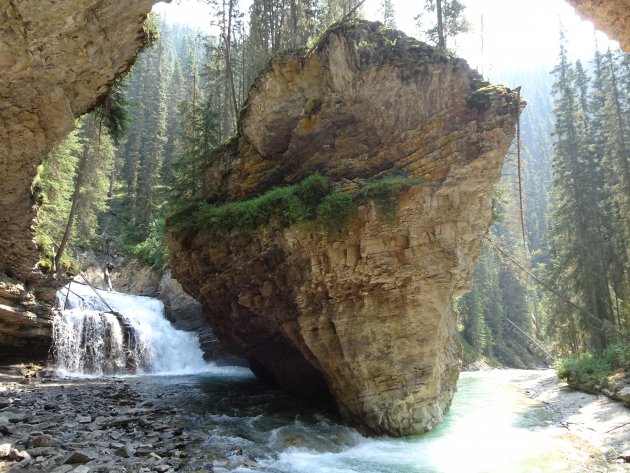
[0,377,207,471]
[0,442,11,457]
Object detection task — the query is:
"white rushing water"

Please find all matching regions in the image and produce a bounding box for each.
[156,370,582,473]
[53,282,214,376]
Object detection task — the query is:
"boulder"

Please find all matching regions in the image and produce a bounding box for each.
[168,21,520,435]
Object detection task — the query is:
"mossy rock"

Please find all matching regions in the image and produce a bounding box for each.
[468,84,513,113]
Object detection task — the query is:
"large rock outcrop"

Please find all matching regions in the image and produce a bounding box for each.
[567,0,630,51]
[168,21,521,435]
[0,0,160,358]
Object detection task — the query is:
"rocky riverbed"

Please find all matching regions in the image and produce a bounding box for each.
[517,370,630,471]
[0,365,259,473]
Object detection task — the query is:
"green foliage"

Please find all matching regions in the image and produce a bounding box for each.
[459,335,477,367]
[196,173,333,237]
[36,129,81,262]
[544,33,630,355]
[128,217,169,269]
[143,12,160,46]
[468,84,512,113]
[555,353,611,390]
[168,94,223,206]
[415,0,470,50]
[555,343,630,391]
[316,192,357,232]
[357,175,422,223]
[193,173,421,239]
[94,78,130,145]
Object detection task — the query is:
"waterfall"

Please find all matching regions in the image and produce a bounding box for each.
[52,282,212,376]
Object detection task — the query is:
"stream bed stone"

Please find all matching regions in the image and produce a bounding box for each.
[0,377,223,472]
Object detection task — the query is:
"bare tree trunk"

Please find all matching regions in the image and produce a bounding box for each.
[436,0,445,50]
[225,0,239,122]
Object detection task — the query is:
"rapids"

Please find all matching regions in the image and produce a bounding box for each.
[49,287,595,472]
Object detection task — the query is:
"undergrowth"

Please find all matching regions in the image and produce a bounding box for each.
[554,342,630,391]
[190,173,423,239]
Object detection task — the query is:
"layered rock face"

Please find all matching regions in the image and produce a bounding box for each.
[168,21,520,435]
[567,0,630,51]
[0,0,159,358]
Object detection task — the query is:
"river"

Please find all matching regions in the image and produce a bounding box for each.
[134,368,585,473]
[48,286,609,472]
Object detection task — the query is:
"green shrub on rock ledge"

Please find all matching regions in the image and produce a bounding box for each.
[194,173,424,239]
[555,342,630,391]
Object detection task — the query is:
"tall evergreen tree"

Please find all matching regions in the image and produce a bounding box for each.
[415,0,469,51]
[546,32,617,354]
[378,0,396,28]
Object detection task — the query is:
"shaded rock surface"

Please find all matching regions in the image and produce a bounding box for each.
[0,275,54,361]
[158,270,242,364]
[168,21,520,436]
[0,0,160,360]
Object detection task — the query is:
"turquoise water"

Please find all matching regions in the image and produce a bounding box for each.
[146,369,577,473]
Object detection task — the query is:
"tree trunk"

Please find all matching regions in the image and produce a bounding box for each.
[54,123,93,270]
[436,0,445,50]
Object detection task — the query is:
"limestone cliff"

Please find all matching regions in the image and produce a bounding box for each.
[0,0,160,358]
[168,21,521,435]
[567,0,630,51]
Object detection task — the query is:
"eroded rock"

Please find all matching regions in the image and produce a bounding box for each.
[0,0,160,359]
[566,0,630,51]
[167,21,520,435]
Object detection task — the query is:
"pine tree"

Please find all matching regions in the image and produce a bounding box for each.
[36,130,81,267]
[378,0,396,28]
[169,91,222,207]
[546,32,616,354]
[415,0,469,51]
[53,114,116,270]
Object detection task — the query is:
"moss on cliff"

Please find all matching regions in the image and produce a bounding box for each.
[190,173,423,239]
[195,173,332,237]
[468,84,513,113]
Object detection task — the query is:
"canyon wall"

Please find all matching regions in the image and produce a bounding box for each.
[168,21,521,435]
[0,0,160,358]
[567,0,630,51]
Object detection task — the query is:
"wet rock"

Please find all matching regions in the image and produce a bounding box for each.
[115,442,135,458]
[107,416,134,428]
[153,465,174,473]
[27,446,59,457]
[616,386,630,407]
[28,433,58,448]
[64,450,93,464]
[9,447,31,461]
[8,413,26,423]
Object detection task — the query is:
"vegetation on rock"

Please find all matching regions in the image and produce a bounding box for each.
[191,173,423,238]
[555,342,630,391]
